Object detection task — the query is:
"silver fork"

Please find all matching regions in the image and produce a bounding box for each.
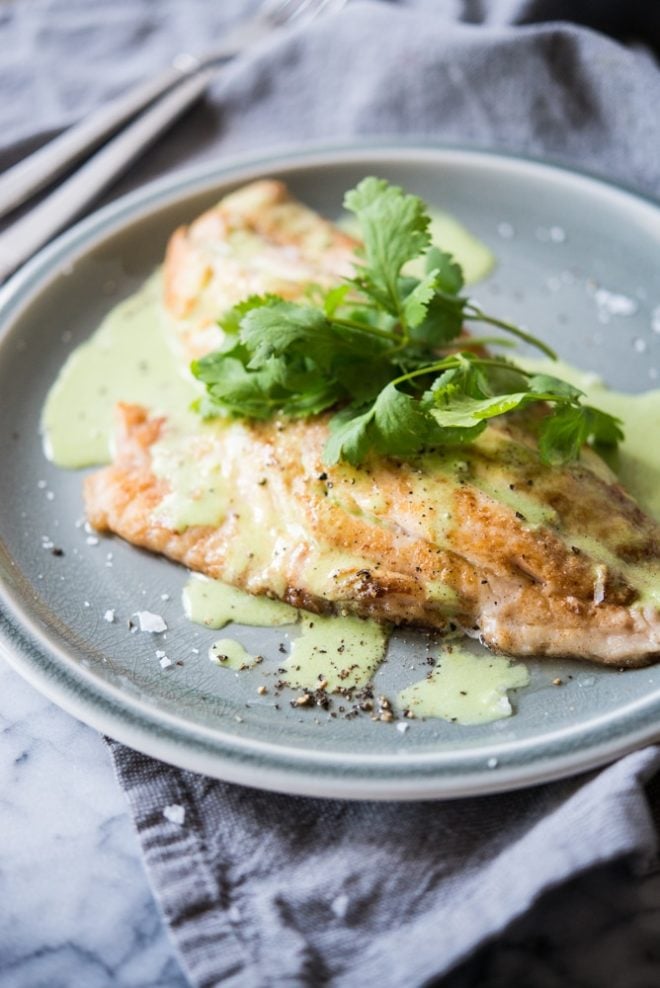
[0,0,346,284]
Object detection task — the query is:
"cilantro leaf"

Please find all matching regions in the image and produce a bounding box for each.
[337,357,394,404]
[527,374,583,400]
[539,405,624,465]
[425,247,464,294]
[429,392,532,429]
[402,269,441,329]
[584,406,625,446]
[408,293,465,346]
[325,406,376,465]
[240,302,336,369]
[192,355,284,420]
[372,383,434,456]
[344,177,431,315]
[428,356,490,401]
[538,406,589,465]
[218,294,281,335]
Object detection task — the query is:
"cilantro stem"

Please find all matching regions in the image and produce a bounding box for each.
[447,336,518,350]
[388,355,471,387]
[388,354,543,390]
[463,305,557,360]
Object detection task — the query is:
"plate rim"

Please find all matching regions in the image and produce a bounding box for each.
[1,140,659,800]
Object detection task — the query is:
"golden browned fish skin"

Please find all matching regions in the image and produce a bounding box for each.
[85,404,660,667]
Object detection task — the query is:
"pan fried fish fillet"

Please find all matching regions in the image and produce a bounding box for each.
[85,403,660,667]
[84,180,660,666]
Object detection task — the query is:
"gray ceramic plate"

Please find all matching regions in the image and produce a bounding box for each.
[1,145,659,799]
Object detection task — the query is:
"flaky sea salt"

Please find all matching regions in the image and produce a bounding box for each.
[396,722,409,735]
[134,611,167,633]
[159,656,173,669]
[103,609,115,623]
[593,287,638,317]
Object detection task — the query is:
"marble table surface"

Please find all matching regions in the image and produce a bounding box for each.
[2,654,660,988]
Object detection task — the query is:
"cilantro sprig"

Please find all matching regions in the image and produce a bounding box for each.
[192,177,623,467]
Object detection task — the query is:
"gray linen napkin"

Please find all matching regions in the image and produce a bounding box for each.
[2,2,660,985]
[107,742,660,987]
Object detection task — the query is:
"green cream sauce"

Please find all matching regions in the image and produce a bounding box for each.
[568,533,659,608]
[301,548,380,599]
[208,638,260,670]
[42,275,200,467]
[150,422,233,532]
[183,574,298,629]
[187,572,389,695]
[282,614,389,692]
[464,428,560,526]
[476,472,559,527]
[398,644,530,725]
[425,579,459,609]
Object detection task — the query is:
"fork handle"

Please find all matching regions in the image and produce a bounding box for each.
[0,20,268,221]
[0,69,215,285]
[0,64,197,220]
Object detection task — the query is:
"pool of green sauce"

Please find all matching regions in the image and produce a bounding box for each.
[398,643,530,726]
